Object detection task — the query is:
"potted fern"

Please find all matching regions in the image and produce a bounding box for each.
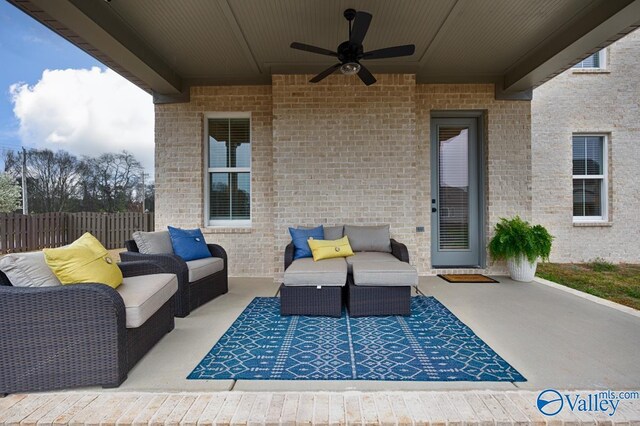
[488,216,553,282]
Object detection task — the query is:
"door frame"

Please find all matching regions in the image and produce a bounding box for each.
[430,110,486,268]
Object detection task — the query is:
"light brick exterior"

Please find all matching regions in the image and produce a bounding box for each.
[416,84,531,274]
[155,86,274,276]
[532,30,640,263]
[272,74,418,279]
[155,76,532,278]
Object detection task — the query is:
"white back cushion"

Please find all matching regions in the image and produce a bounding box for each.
[0,251,62,287]
[133,230,174,254]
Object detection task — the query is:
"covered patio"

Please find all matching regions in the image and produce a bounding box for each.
[95,276,640,392]
[10,0,640,276]
[3,1,640,419]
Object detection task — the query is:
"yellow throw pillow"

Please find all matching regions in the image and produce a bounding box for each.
[44,232,123,289]
[307,236,354,261]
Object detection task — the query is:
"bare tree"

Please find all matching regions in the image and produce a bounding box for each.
[4,148,151,213]
[4,149,83,212]
[81,151,144,212]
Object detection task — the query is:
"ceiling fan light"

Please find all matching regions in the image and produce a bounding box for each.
[340,62,361,75]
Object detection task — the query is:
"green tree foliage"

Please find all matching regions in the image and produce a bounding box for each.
[0,173,21,213]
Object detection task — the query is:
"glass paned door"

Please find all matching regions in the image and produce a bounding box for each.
[431,118,481,267]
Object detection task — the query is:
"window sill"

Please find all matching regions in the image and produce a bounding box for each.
[202,227,252,234]
[573,221,612,227]
[571,69,610,74]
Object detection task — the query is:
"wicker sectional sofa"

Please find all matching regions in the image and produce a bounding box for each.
[0,259,176,394]
[281,225,418,317]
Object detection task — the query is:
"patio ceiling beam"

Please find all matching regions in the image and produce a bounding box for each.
[501,0,640,93]
[16,0,185,101]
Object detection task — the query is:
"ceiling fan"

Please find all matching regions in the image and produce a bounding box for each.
[290,9,415,86]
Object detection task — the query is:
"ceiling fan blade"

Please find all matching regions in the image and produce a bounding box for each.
[357,64,376,86]
[350,11,372,45]
[290,42,337,57]
[363,44,416,59]
[309,63,341,83]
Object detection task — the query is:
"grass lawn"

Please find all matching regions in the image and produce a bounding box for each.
[536,261,640,310]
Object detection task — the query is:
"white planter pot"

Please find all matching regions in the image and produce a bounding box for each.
[507,255,538,282]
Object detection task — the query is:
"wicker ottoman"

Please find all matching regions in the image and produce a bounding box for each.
[280,284,343,317]
[281,257,347,317]
[347,261,418,316]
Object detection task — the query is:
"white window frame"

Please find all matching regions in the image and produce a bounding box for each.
[204,112,252,227]
[572,50,607,70]
[572,134,608,223]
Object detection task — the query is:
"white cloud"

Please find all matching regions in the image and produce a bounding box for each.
[10,67,154,172]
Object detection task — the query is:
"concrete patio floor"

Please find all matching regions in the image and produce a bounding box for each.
[103,275,640,393]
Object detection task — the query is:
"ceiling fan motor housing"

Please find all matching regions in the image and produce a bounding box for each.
[337,41,363,63]
[343,8,357,21]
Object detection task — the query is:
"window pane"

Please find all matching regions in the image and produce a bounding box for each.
[209,119,229,168]
[585,136,603,175]
[573,52,600,68]
[229,118,250,168]
[573,178,602,217]
[573,135,604,175]
[583,179,602,216]
[573,179,584,216]
[438,127,469,250]
[572,136,586,175]
[210,173,230,220]
[209,172,250,221]
[231,173,250,219]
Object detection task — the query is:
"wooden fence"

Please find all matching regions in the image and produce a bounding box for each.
[0,212,154,254]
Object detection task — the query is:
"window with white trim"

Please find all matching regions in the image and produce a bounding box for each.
[205,114,251,226]
[572,135,607,222]
[572,50,605,69]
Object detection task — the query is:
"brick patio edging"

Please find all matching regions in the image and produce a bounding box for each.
[2,390,639,425]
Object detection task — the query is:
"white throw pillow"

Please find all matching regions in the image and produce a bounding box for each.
[132,230,174,254]
[0,251,62,287]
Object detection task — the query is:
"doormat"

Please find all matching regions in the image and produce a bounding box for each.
[438,274,499,283]
[188,296,524,382]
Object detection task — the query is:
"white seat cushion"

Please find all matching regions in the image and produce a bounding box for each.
[352,261,418,287]
[117,273,178,328]
[283,258,347,287]
[186,257,224,282]
[345,251,399,274]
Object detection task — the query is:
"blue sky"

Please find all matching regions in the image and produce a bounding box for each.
[0,2,155,171]
[0,1,102,152]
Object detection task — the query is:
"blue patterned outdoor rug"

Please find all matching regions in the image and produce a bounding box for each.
[188,297,525,381]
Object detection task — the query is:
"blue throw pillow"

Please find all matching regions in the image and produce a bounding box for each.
[289,226,324,260]
[167,226,212,261]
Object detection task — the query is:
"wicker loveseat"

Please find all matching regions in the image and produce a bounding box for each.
[0,260,176,394]
[122,234,228,317]
[281,225,417,317]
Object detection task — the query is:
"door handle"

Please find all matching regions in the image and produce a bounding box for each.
[432,207,437,213]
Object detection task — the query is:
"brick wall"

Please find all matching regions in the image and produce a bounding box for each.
[155,77,532,277]
[532,30,640,263]
[416,84,532,274]
[271,74,418,280]
[155,85,274,276]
